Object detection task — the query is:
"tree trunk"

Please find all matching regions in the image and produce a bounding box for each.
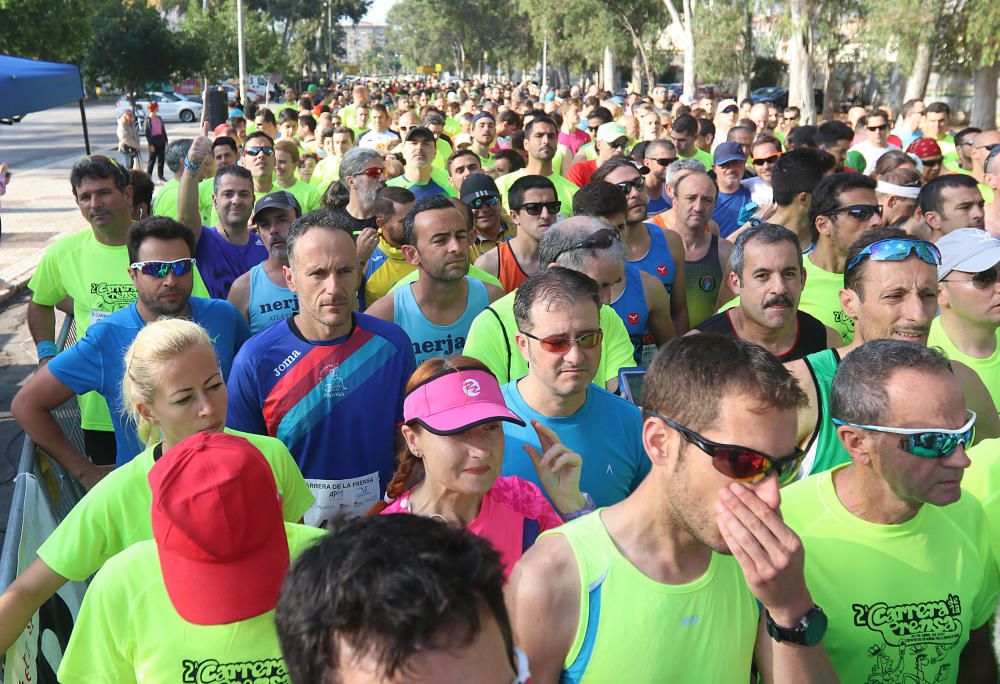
[618,11,654,94]
[737,0,753,101]
[822,49,836,121]
[971,62,999,130]
[903,40,935,102]
[661,0,696,101]
[787,0,816,123]
[603,46,615,93]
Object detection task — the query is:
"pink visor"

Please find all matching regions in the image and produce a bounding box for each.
[403,367,526,435]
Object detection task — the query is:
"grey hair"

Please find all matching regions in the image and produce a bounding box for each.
[731,223,803,280]
[339,147,383,179]
[666,160,707,193]
[831,340,953,426]
[538,216,625,272]
[165,139,193,174]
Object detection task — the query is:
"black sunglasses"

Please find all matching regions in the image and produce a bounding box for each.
[515,201,561,216]
[867,124,889,132]
[653,157,678,167]
[551,227,618,262]
[615,177,644,194]
[245,145,275,157]
[823,204,883,221]
[942,267,1000,289]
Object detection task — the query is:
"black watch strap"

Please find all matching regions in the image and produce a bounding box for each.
[765,604,828,646]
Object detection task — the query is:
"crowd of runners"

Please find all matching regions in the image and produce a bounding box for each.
[1,75,1000,682]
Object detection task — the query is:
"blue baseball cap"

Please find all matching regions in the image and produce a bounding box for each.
[714,142,747,166]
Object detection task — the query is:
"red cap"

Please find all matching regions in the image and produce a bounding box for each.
[148,432,289,626]
[906,137,943,160]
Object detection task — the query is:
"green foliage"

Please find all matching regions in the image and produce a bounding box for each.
[692,0,754,89]
[0,0,96,63]
[179,0,289,82]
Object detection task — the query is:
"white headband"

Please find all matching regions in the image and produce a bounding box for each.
[876,180,921,199]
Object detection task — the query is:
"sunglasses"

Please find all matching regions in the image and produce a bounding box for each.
[823,203,883,222]
[607,138,629,150]
[516,201,561,216]
[245,146,275,157]
[615,177,644,194]
[354,167,386,180]
[129,257,196,278]
[752,154,780,166]
[468,195,501,210]
[942,266,1000,289]
[518,329,603,353]
[976,143,1000,152]
[867,124,889,132]
[922,158,943,167]
[845,237,941,273]
[551,227,619,262]
[652,157,678,167]
[832,410,976,458]
[648,411,805,484]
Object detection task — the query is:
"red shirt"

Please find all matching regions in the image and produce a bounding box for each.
[567,159,598,188]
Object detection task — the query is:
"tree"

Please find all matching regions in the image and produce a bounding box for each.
[85,2,183,107]
[692,0,754,98]
[0,0,95,64]
[786,0,816,122]
[661,0,696,100]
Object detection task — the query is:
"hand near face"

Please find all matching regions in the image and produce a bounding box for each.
[524,419,586,515]
[356,227,379,265]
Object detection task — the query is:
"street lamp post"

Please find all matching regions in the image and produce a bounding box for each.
[237,0,247,110]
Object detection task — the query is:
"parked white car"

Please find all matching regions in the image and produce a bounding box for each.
[114,92,203,123]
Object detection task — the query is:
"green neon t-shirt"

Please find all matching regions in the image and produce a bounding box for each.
[462,289,635,386]
[153,178,214,225]
[964,437,1000,571]
[783,466,1000,683]
[799,255,854,345]
[277,179,322,213]
[678,148,713,172]
[28,229,209,431]
[58,523,325,684]
[928,318,1000,413]
[495,169,578,218]
[36,429,313,582]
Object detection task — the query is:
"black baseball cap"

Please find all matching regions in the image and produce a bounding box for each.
[251,191,301,224]
[460,173,500,205]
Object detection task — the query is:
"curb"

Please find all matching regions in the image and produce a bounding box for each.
[0,276,29,307]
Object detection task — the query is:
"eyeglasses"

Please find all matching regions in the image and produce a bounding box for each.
[354,167,386,180]
[606,138,629,150]
[867,124,889,132]
[518,329,603,353]
[615,177,644,194]
[468,195,501,210]
[922,158,943,167]
[550,227,619,262]
[515,201,561,216]
[845,237,941,273]
[823,203,883,222]
[752,154,781,166]
[942,266,1000,289]
[648,411,805,484]
[652,157,678,167]
[832,410,976,459]
[975,143,1000,152]
[244,146,275,157]
[129,257,196,278]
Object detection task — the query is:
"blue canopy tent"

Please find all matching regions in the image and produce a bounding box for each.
[0,54,91,153]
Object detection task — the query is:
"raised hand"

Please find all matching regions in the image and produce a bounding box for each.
[524,420,586,515]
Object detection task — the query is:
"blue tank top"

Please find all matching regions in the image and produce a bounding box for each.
[634,223,676,293]
[610,265,652,366]
[393,277,490,364]
[247,263,298,334]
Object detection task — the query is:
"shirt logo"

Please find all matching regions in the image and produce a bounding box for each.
[627,313,640,325]
[656,264,668,276]
[463,378,481,397]
[320,363,347,398]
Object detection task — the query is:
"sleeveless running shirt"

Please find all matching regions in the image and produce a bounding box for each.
[610,265,652,366]
[684,234,722,328]
[247,263,298,335]
[552,510,758,684]
[635,223,677,293]
[799,348,850,478]
[497,241,529,292]
[696,310,828,362]
[394,277,489,364]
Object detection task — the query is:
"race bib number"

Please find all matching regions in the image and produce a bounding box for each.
[304,472,380,526]
[88,309,111,327]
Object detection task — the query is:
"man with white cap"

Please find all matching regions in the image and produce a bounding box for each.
[58,432,325,682]
[929,227,1000,411]
[566,122,629,188]
[714,98,740,145]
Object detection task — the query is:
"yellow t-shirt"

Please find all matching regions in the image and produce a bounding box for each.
[783,466,1000,683]
[36,429,314,582]
[495,168,578,219]
[58,523,325,683]
[928,318,1000,413]
[363,239,416,308]
[799,254,853,344]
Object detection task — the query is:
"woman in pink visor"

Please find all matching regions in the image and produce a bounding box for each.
[372,356,595,574]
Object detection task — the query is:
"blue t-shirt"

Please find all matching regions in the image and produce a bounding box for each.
[648,188,671,215]
[499,381,650,507]
[195,226,268,299]
[47,298,251,466]
[225,313,416,524]
[712,185,753,238]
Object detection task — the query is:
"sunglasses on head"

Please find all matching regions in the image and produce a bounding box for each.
[823,203,883,222]
[845,237,941,273]
[942,266,1000,289]
[833,410,976,459]
[867,123,889,132]
[468,195,501,210]
[653,157,678,167]
[355,167,385,180]
[648,411,805,484]
[615,177,644,194]
[753,154,780,166]
[551,227,619,262]
[244,145,275,157]
[516,200,561,216]
[518,329,603,354]
[129,257,196,278]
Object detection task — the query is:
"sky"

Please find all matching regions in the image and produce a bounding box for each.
[361,0,398,24]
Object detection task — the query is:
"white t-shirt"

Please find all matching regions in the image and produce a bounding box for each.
[741,176,773,206]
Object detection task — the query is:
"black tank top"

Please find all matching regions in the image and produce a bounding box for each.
[695,309,829,361]
[684,234,722,328]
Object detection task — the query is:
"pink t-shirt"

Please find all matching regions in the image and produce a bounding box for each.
[381,475,563,575]
[559,129,591,156]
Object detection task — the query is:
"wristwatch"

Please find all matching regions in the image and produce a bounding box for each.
[765,605,828,646]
